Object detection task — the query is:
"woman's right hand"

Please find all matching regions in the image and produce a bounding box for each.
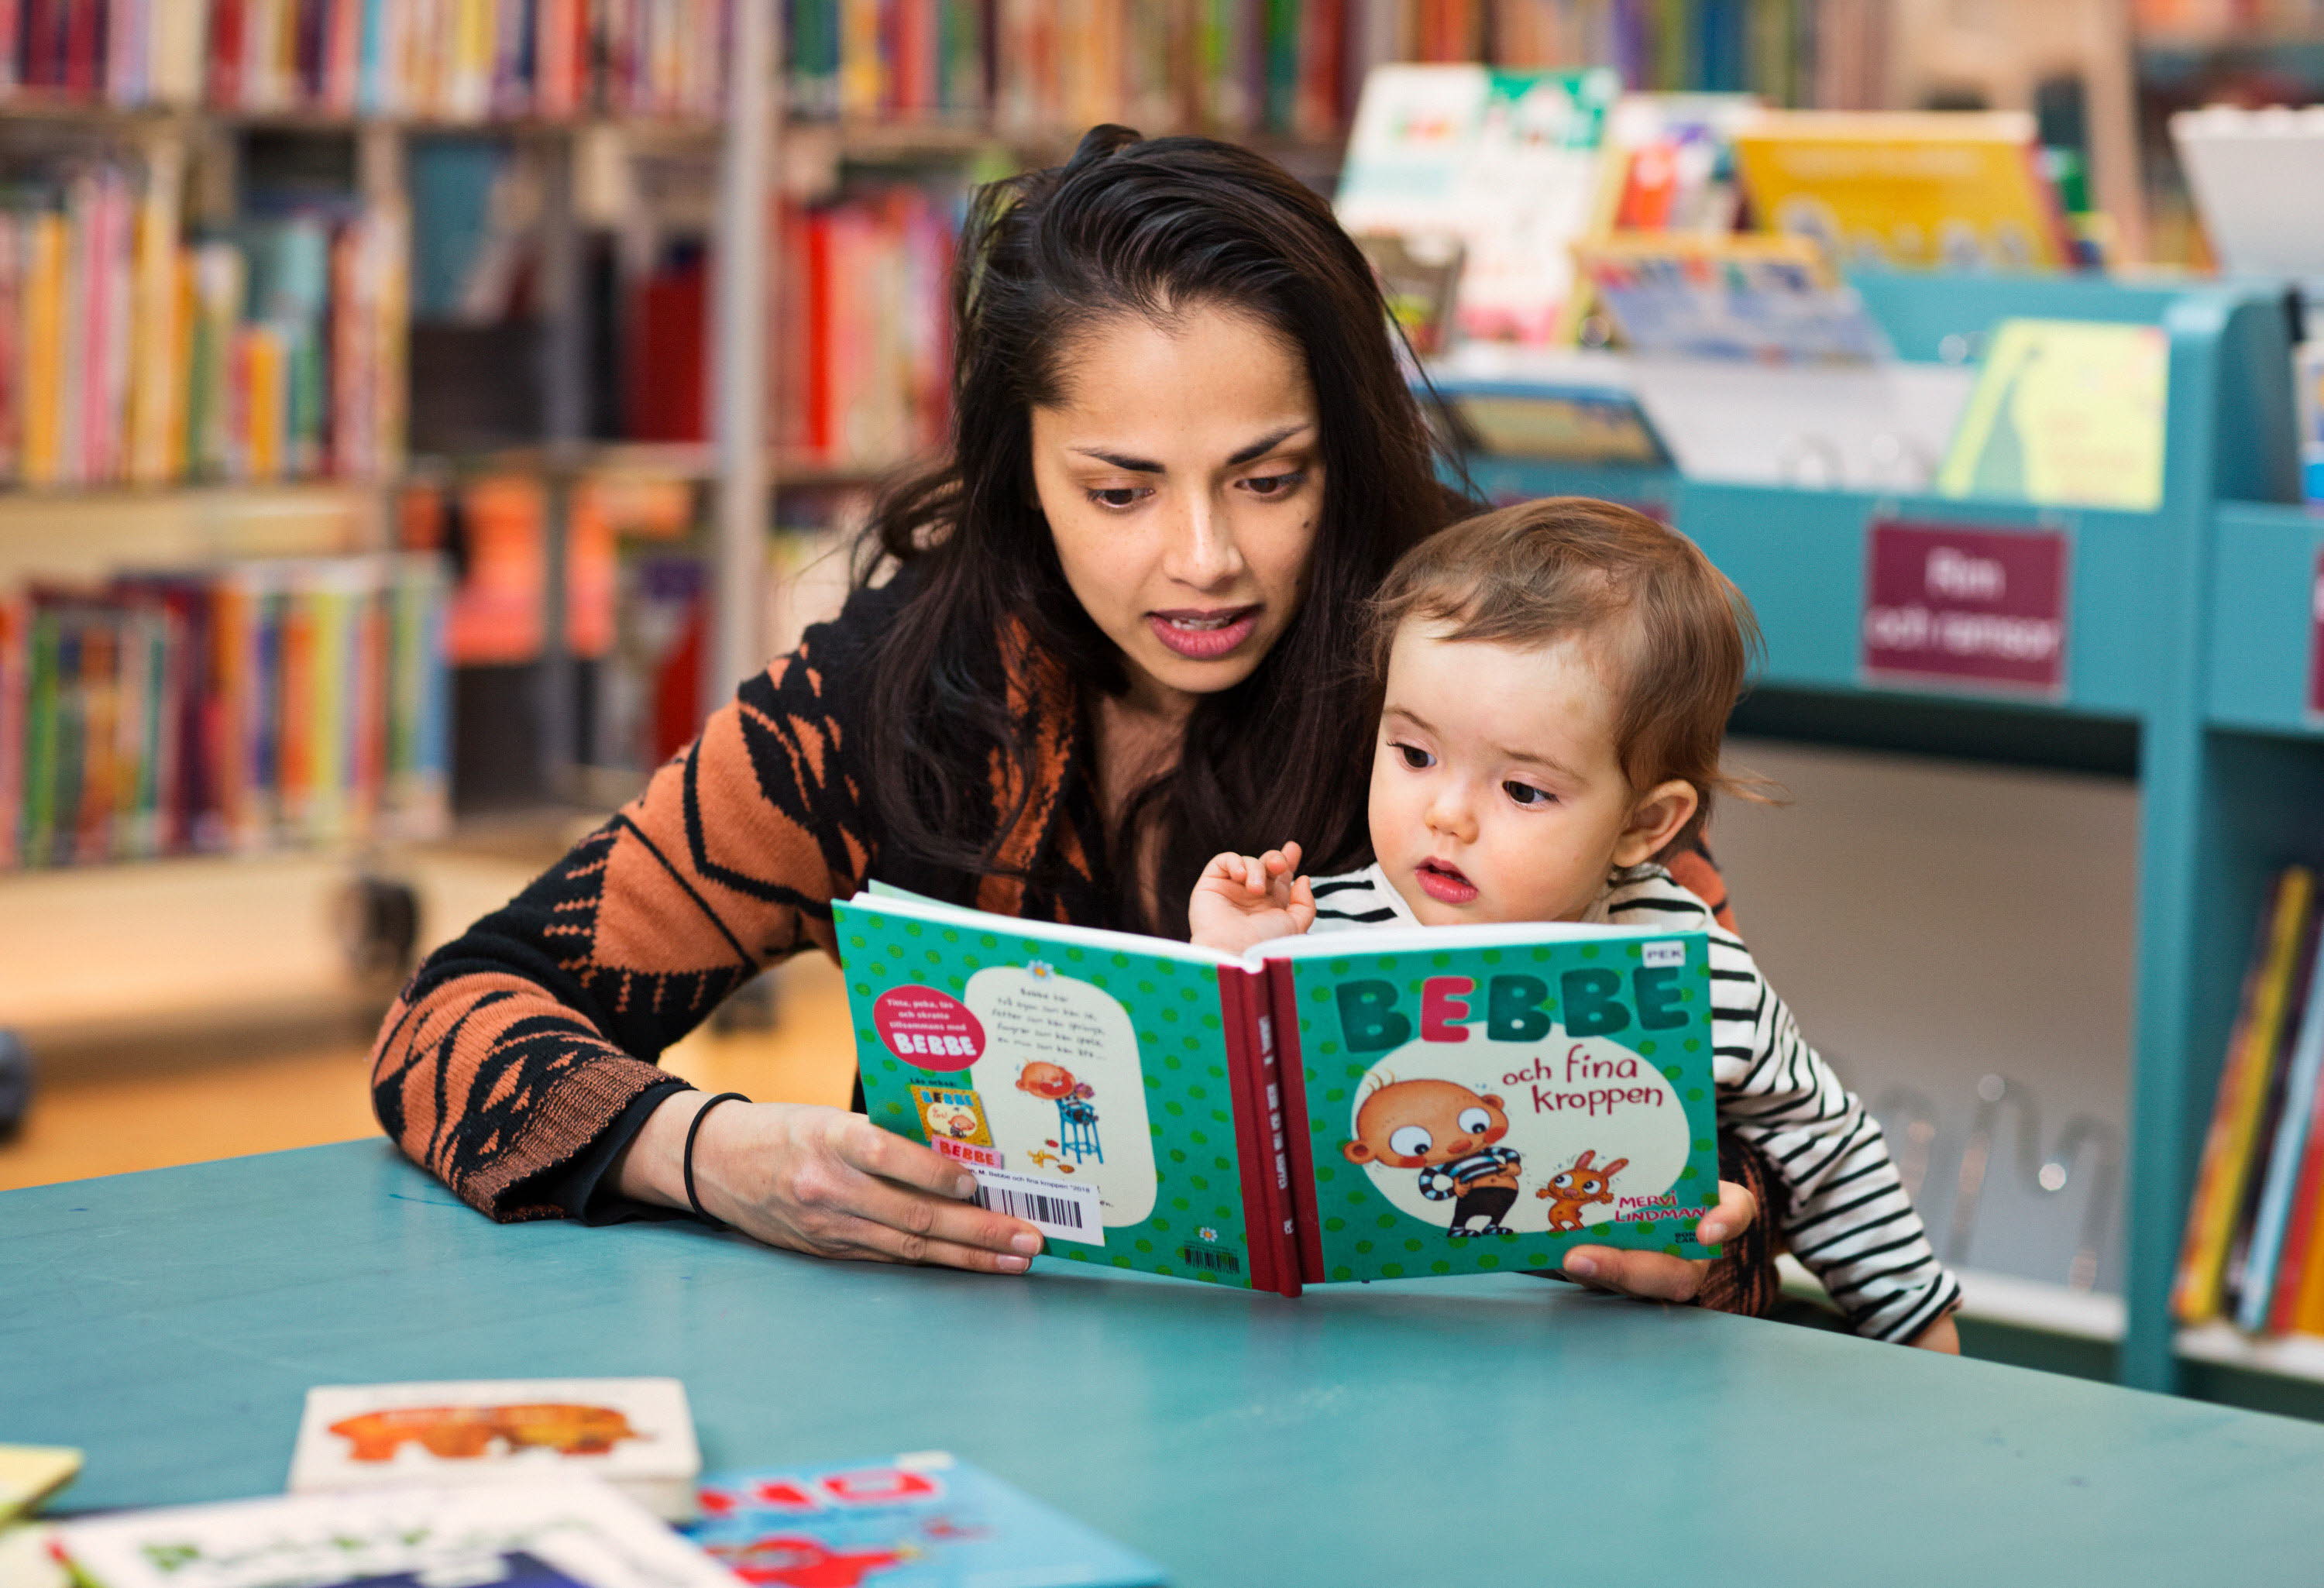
[614,1091,1045,1273]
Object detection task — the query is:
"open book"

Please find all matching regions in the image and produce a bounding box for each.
[836,889,1722,1298]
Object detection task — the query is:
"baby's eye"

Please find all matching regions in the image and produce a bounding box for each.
[1503,781,1555,806]
[1240,469,1305,499]
[1388,1126,1433,1160]
[1456,1107,1491,1136]
[1087,486,1148,510]
[1394,743,1434,770]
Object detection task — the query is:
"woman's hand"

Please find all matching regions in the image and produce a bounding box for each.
[614,1092,1044,1273]
[1555,1177,1758,1303]
[1187,840,1315,954]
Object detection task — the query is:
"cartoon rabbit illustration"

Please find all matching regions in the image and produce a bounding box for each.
[1536,1150,1628,1232]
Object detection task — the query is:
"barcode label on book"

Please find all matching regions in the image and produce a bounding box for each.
[1177,1244,1240,1273]
[968,1167,1102,1246]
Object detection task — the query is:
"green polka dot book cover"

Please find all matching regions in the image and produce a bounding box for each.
[835,887,1719,1298]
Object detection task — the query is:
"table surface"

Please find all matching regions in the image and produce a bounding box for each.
[8,1140,2324,1587]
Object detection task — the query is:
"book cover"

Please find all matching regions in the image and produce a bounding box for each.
[685,1452,1165,1588]
[1572,230,1889,365]
[288,1378,702,1524]
[0,1444,80,1527]
[2241,908,2324,1332]
[1935,318,2169,514]
[57,1479,735,1588]
[2176,868,2315,1325]
[2295,342,2324,507]
[1731,109,2072,271]
[1337,63,1623,348]
[836,892,1719,1295]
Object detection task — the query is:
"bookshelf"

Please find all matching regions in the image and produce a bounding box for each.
[1452,266,2319,1400]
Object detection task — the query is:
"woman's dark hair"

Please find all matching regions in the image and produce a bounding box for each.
[861,125,1473,936]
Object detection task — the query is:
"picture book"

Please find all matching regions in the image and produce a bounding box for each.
[1935,318,2169,514]
[2175,868,2315,1325]
[1731,110,2074,272]
[1572,232,1889,365]
[0,1445,80,1527]
[1431,375,1673,468]
[287,1379,701,1523]
[684,1452,1165,1587]
[54,1480,734,1588]
[835,890,1722,1298]
[1337,64,1624,347]
[2240,899,2324,1332]
[0,1523,67,1588]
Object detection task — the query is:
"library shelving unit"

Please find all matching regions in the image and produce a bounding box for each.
[1451,266,2312,1405]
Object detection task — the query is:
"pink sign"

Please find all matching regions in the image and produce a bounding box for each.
[1862,519,2070,696]
[872,985,985,1071]
[2309,552,2324,720]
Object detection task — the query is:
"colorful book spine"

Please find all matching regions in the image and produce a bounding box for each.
[2174,868,2318,1326]
[1,555,450,871]
[2239,895,2324,1331]
[0,147,407,489]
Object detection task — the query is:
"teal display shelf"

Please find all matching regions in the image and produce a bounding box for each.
[1450,266,2309,1400]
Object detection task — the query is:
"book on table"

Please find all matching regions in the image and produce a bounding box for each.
[836,888,1723,1298]
[286,1378,700,1523]
[686,1452,1164,1588]
[53,1479,733,1588]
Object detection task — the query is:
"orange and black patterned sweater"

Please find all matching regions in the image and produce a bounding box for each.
[369,579,1779,1314]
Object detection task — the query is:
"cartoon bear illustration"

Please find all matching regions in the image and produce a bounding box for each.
[1342,1078,1521,1238]
[1536,1149,1629,1232]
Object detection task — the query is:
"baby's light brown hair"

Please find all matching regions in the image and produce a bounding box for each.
[1369,496,1765,851]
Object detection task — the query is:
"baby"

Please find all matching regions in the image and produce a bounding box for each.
[1189,496,1961,1349]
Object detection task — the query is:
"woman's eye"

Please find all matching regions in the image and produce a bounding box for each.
[1088,486,1147,509]
[1241,469,1305,498]
[1457,1107,1491,1135]
[1394,743,1433,770]
[1388,1126,1433,1160]
[1504,781,1554,806]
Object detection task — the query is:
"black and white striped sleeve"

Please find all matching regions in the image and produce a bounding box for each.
[1611,871,1962,1342]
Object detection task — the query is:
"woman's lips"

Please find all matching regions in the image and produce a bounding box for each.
[1415,858,1477,905]
[1148,606,1260,661]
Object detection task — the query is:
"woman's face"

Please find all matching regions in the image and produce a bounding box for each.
[1030,303,1323,715]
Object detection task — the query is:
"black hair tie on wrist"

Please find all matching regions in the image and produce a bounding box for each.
[683,1092,751,1226]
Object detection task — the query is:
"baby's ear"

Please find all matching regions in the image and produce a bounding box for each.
[1613,778,1700,868]
[1342,1140,1375,1164]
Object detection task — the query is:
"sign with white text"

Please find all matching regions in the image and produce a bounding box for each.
[1862,518,2069,697]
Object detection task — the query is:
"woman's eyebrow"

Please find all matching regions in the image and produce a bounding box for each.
[1069,422,1314,475]
[1226,422,1312,466]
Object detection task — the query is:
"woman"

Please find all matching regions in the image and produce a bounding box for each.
[372,126,1772,1311]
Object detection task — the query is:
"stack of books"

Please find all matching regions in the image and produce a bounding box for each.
[2175,868,2324,1339]
[0,146,407,489]
[32,1377,1167,1587]
[0,0,726,122]
[772,183,957,471]
[0,552,449,870]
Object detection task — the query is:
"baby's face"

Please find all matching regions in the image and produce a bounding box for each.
[1367,620,1686,926]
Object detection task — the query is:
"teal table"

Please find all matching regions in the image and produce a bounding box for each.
[5,1141,2320,1585]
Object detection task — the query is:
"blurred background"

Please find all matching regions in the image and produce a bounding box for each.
[9,0,2324,1409]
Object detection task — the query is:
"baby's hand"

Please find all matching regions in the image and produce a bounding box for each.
[1188,841,1316,954]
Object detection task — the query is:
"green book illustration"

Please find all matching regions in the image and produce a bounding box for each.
[837,893,1722,1297]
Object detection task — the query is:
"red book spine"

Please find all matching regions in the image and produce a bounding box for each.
[2269,1078,2324,1332]
[803,210,834,459]
[210,0,243,106]
[1268,957,1324,1286]
[1216,964,1281,1297]
[62,0,98,95]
